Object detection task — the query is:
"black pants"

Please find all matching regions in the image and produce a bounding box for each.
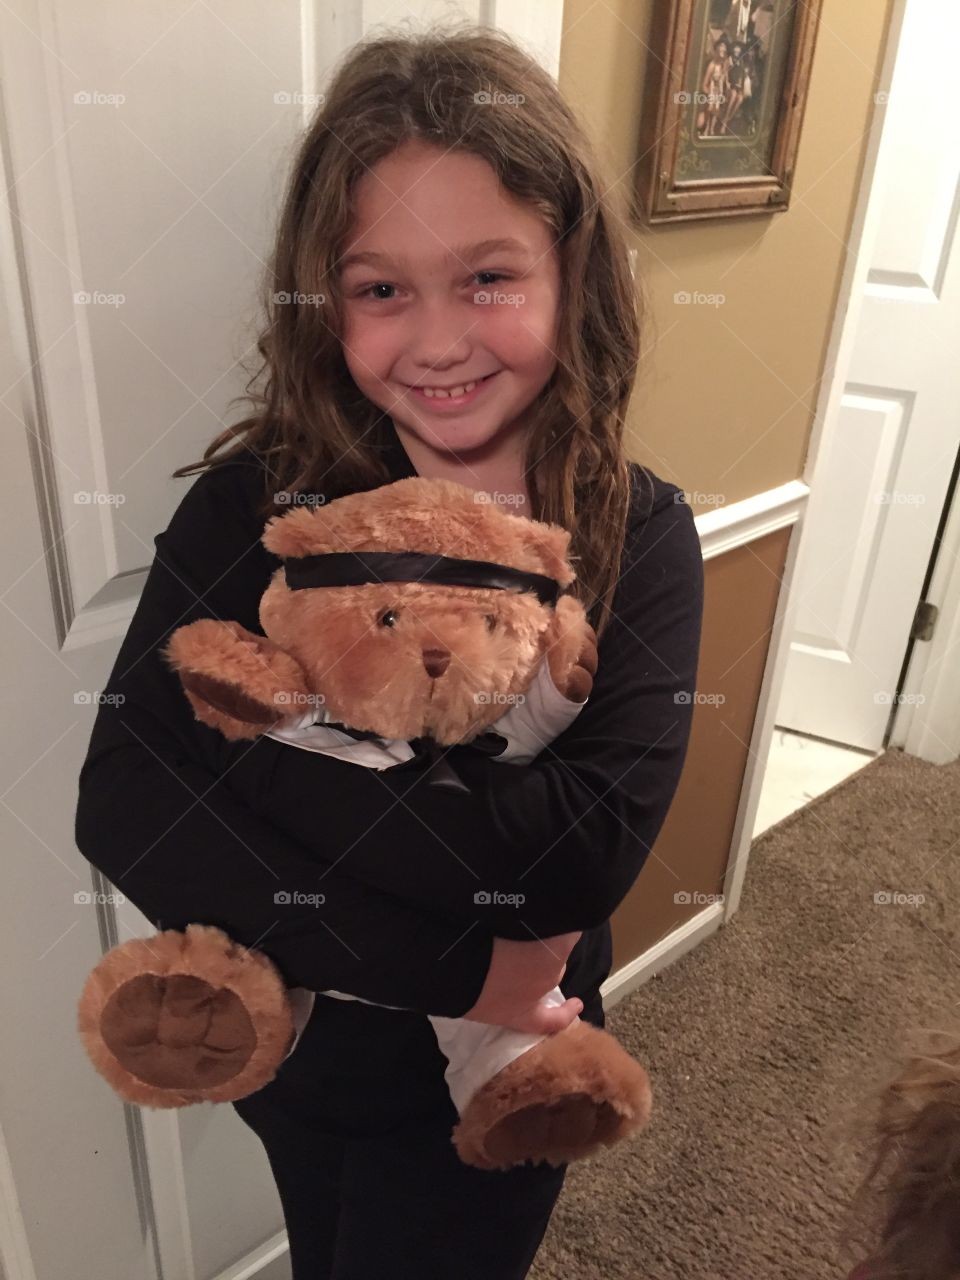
[232,992,568,1279]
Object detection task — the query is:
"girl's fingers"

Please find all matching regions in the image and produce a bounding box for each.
[511,997,583,1036]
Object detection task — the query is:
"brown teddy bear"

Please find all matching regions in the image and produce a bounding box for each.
[78,476,652,1171]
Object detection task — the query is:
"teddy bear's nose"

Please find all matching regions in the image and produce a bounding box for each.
[422,647,451,678]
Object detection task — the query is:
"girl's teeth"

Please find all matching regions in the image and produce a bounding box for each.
[422,380,476,399]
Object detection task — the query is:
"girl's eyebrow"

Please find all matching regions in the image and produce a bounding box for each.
[339,237,531,272]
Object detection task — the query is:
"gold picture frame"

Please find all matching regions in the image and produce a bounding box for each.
[636,0,824,224]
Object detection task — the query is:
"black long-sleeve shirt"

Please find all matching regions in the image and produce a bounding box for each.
[74,422,703,1024]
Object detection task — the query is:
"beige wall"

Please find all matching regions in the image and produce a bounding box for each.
[559,0,894,507]
[557,0,895,968]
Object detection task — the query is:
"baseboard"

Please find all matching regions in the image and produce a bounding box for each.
[600,902,726,1010]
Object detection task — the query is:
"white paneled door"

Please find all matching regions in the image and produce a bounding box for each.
[0,4,562,1278]
[778,0,960,754]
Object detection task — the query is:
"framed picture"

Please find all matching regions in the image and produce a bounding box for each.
[636,0,823,224]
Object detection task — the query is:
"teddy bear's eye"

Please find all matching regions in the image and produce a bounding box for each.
[484,613,497,632]
[379,609,398,628]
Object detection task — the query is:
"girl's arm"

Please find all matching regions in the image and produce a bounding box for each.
[74,461,494,1018]
[229,468,704,939]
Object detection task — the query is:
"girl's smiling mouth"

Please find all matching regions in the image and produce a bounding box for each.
[405,370,500,407]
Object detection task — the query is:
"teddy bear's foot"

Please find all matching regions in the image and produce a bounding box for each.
[77,924,294,1108]
[451,1019,652,1171]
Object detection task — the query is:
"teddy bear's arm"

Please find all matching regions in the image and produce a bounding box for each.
[485,658,588,766]
[540,594,597,702]
[162,618,312,740]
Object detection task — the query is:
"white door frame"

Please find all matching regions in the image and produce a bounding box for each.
[782,0,959,762]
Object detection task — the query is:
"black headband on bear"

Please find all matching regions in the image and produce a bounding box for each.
[282,550,562,607]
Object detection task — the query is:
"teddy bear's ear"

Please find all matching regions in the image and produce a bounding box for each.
[261,507,327,560]
[516,523,578,589]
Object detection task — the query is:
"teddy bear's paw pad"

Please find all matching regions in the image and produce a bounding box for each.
[100,973,257,1089]
[451,1019,653,1170]
[180,670,281,726]
[483,1093,624,1168]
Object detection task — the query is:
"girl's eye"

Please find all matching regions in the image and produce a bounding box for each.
[354,271,506,301]
[379,609,398,627]
[358,283,397,301]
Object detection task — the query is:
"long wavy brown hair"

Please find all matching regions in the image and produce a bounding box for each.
[841,1026,960,1279]
[173,21,643,640]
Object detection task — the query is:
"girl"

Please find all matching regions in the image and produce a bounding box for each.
[699,37,730,137]
[842,1028,960,1280]
[721,42,748,136]
[75,23,704,1279]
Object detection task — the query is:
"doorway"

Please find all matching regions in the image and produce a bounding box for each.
[755,0,960,836]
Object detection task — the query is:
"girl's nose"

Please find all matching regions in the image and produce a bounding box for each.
[408,299,473,368]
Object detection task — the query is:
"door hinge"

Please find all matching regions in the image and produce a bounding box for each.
[910,599,939,642]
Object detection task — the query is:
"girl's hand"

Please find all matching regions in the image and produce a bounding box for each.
[461,932,584,1034]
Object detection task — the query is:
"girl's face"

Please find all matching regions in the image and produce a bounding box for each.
[338,139,561,458]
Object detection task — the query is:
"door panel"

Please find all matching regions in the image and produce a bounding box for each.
[0,3,562,1277]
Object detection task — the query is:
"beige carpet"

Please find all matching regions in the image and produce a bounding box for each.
[530,748,960,1280]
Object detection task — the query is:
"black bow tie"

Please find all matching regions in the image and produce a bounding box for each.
[323,719,508,760]
[323,721,392,745]
[408,731,508,762]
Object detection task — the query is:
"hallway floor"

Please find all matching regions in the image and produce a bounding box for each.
[531,746,958,1279]
[753,727,877,839]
